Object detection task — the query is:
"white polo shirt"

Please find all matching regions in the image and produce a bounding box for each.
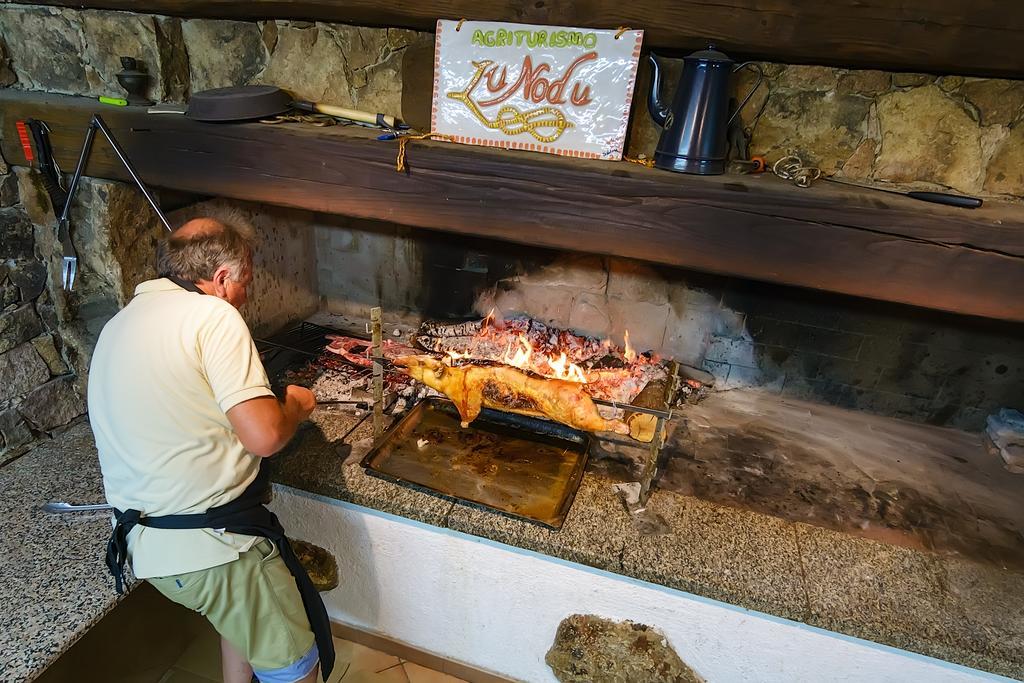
[88,278,275,579]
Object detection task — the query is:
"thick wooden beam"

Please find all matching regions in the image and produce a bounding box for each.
[6,0,1024,78]
[3,90,1024,323]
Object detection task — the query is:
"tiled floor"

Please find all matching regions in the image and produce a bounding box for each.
[159,626,467,683]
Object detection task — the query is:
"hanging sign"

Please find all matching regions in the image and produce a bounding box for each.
[431,20,643,160]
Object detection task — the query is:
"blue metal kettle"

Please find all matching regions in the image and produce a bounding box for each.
[648,45,763,175]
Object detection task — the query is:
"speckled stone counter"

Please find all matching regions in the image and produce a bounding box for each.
[0,421,125,683]
[269,408,1024,680]
[7,414,1024,681]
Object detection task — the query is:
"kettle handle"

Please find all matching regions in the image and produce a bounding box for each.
[727,62,764,126]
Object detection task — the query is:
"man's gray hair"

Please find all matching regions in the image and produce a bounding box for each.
[157,217,256,282]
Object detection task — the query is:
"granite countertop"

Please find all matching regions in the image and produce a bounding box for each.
[4,412,1023,681]
[0,421,126,683]
[270,407,1024,680]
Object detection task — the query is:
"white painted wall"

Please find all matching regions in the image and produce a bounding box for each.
[270,485,1013,683]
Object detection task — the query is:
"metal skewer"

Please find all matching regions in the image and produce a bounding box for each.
[371,307,384,440]
[42,501,113,513]
[591,397,672,420]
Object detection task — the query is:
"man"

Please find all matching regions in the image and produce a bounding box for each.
[89,217,332,683]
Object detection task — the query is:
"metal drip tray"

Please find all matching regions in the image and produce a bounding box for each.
[361,398,591,529]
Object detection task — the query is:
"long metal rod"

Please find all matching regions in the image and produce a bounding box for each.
[254,338,318,357]
[371,307,384,439]
[59,123,97,223]
[91,115,173,231]
[592,397,672,420]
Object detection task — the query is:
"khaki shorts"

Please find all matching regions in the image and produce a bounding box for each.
[148,539,316,676]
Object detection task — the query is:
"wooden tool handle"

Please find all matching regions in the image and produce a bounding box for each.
[297,101,396,128]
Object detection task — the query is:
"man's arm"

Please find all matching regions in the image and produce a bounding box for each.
[226,384,316,457]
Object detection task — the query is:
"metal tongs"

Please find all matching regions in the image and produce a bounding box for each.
[57,115,173,290]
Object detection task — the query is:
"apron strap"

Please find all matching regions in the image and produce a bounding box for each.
[164,274,206,295]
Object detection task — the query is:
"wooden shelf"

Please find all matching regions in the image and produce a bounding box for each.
[19,0,1024,78]
[3,90,1024,323]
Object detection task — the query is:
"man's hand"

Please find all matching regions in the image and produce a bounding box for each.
[285,384,316,421]
[226,384,317,457]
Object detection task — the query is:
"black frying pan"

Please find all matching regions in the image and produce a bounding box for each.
[186,85,398,127]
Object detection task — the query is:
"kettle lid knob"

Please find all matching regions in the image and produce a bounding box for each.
[686,43,733,63]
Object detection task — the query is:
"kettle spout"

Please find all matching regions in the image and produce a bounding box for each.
[647,53,670,128]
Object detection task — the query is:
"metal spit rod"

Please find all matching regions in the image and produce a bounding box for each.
[371,307,384,439]
[592,397,671,420]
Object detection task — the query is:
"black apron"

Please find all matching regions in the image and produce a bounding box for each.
[104,275,335,678]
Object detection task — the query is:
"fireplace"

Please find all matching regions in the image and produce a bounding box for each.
[153,195,1024,569]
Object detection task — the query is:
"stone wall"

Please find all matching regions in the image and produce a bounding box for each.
[2,4,1023,199]
[481,254,1024,431]
[315,216,424,327]
[0,4,430,117]
[0,164,85,463]
[704,275,1024,431]
[15,169,165,384]
[2,4,1023,438]
[629,61,1024,200]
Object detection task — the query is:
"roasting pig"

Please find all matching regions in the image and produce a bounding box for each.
[393,355,629,435]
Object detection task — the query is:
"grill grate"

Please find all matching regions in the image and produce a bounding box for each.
[256,320,373,392]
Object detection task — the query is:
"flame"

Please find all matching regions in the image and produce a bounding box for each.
[547,351,589,383]
[623,330,637,363]
[438,318,654,385]
[495,333,589,383]
[502,334,533,368]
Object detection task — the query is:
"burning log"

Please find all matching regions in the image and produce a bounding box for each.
[624,379,670,443]
[394,354,629,435]
[416,315,611,369]
[414,315,666,405]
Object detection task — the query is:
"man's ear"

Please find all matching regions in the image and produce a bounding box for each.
[211,264,232,297]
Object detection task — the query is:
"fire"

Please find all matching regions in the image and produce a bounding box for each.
[482,308,496,328]
[438,318,646,384]
[503,333,534,368]
[623,330,637,363]
[547,351,589,384]
[493,333,590,383]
